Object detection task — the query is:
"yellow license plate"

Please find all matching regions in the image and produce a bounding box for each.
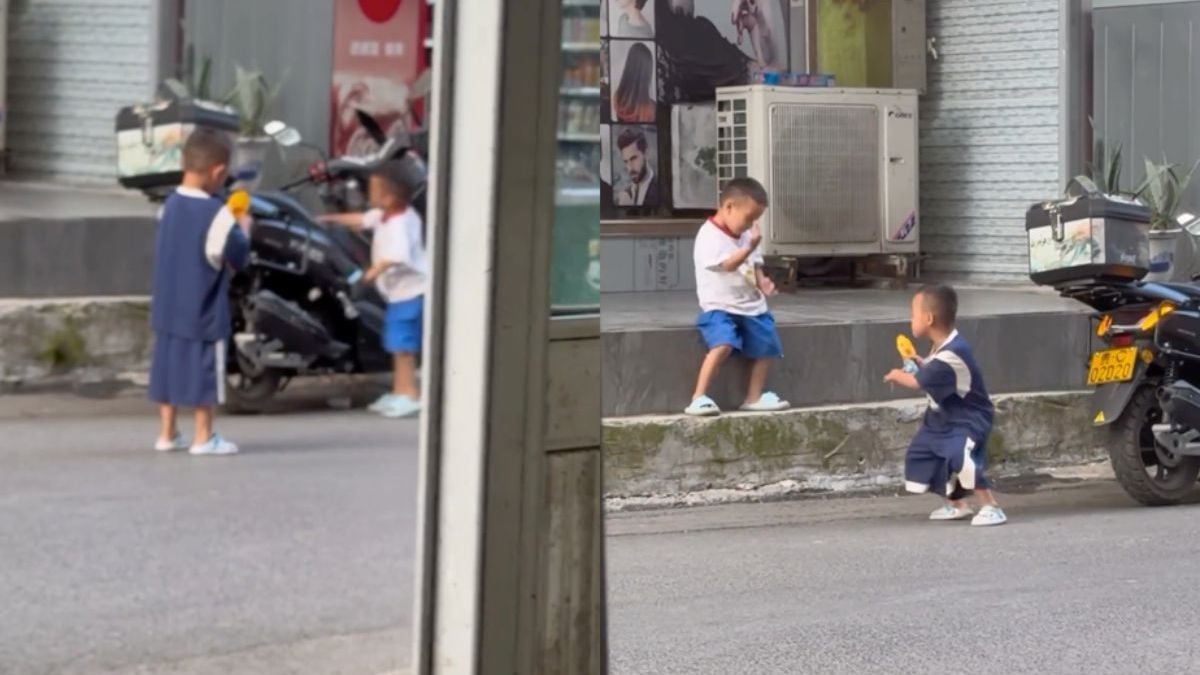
[1087,346,1138,386]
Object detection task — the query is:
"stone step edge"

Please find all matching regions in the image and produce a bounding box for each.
[602,390,1093,425]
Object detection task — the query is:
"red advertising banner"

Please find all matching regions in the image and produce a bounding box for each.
[330,0,426,156]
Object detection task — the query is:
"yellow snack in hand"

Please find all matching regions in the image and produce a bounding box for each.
[896,334,917,361]
[227,190,251,218]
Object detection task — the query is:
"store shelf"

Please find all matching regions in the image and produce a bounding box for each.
[562,42,600,53]
[560,86,600,97]
[558,132,601,143]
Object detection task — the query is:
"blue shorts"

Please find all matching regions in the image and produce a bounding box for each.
[385,296,424,354]
[696,310,783,359]
[148,333,225,407]
[905,427,992,497]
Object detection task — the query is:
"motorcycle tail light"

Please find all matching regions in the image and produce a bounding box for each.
[1110,334,1134,347]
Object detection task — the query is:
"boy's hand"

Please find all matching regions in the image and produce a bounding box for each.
[236,213,253,233]
[758,274,777,297]
[749,226,763,250]
[884,369,919,390]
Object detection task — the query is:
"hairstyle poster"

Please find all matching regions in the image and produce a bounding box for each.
[611,124,659,208]
[654,0,789,102]
[670,103,717,209]
[609,40,658,124]
[331,0,427,156]
[608,0,656,39]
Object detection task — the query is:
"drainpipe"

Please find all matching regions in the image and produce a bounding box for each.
[1,0,7,175]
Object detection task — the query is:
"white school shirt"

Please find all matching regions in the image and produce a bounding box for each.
[692,218,767,316]
[364,207,428,303]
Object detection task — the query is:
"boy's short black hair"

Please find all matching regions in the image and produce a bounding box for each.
[182,128,232,173]
[720,177,769,208]
[916,284,958,329]
[372,160,413,203]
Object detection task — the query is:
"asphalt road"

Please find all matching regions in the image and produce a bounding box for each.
[607,481,1200,674]
[0,394,418,674]
[12,393,1200,674]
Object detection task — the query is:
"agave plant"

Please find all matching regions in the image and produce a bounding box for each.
[1087,137,1125,195]
[161,56,214,101]
[222,64,285,138]
[1134,158,1200,231]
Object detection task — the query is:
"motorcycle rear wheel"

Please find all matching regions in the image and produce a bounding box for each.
[222,369,285,415]
[1106,386,1200,506]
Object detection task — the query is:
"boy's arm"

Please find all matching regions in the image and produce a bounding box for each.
[886,357,962,401]
[318,210,378,232]
[205,206,251,271]
[224,224,251,272]
[715,228,763,272]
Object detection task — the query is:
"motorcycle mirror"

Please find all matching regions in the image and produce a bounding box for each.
[355,109,389,146]
[264,120,302,147]
[411,69,432,100]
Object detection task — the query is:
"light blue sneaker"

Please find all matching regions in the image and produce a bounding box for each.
[369,393,402,412]
[971,505,1008,527]
[188,434,239,456]
[379,395,422,419]
[154,433,186,452]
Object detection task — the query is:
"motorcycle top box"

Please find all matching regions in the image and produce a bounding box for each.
[1026,186,1152,287]
[115,97,240,194]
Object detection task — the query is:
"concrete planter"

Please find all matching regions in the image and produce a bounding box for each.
[232,136,273,192]
[1146,229,1180,282]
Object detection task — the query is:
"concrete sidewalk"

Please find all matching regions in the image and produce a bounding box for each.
[0,180,157,298]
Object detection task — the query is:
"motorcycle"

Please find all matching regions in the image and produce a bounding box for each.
[218,111,428,413]
[1040,180,1200,505]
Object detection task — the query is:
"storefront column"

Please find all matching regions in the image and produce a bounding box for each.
[412,0,605,671]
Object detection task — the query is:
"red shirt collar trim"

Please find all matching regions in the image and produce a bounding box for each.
[707,217,739,240]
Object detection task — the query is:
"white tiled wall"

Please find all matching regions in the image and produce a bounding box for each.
[601,237,696,293]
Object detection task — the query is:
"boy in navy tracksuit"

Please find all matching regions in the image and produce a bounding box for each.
[884,285,1008,526]
[148,127,251,456]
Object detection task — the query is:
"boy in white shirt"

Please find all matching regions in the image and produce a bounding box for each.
[320,161,427,418]
[686,177,790,416]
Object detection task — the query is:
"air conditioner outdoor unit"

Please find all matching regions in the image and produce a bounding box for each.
[715,86,920,259]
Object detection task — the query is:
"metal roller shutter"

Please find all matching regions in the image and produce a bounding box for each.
[5,0,155,182]
[920,0,1062,283]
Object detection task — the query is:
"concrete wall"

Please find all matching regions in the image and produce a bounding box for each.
[1092,0,1200,216]
[4,0,158,182]
[183,0,334,159]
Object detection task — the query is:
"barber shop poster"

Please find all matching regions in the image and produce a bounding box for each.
[331,0,427,156]
[600,0,789,218]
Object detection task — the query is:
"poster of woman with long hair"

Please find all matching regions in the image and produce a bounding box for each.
[610,40,657,123]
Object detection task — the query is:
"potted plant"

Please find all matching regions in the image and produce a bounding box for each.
[1134,158,1200,282]
[222,64,284,191]
[161,56,214,101]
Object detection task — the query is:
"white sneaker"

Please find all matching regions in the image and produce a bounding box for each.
[929,504,975,521]
[189,434,240,456]
[368,393,402,412]
[380,395,422,419]
[971,505,1008,527]
[154,433,186,452]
